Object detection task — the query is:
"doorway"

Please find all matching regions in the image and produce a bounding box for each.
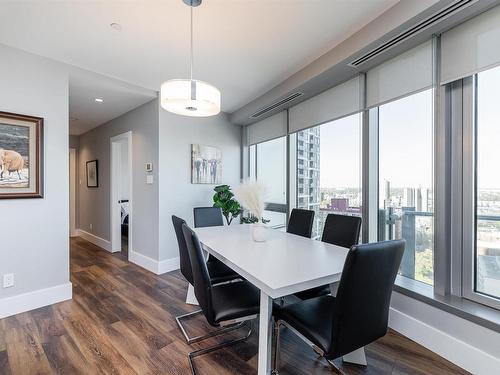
[69,148,77,237]
[110,132,132,258]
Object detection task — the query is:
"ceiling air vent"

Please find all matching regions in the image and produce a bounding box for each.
[249,92,303,119]
[348,0,478,67]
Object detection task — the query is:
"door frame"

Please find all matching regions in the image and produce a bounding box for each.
[69,148,77,237]
[110,131,133,257]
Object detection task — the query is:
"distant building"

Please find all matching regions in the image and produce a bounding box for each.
[297,126,321,236]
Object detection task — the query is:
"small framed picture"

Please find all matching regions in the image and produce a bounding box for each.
[86,160,98,188]
[0,111,44,199]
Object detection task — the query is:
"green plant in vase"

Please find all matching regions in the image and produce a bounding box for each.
[213,185,242,225]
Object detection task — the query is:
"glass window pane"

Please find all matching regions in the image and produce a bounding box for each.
[255,137,287,229]
[378,89,434,285]
[476,66,500,299]
[295,113,362,239]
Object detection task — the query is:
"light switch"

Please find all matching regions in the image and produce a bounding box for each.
[146,175,154,184]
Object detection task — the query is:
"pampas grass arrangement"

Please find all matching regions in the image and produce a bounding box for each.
[234,181,267,223]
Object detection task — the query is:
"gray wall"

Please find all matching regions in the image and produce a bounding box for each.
[158,110,241,261]
[0,45,70,299]
[78,98,159,259]
[69,135,79,149]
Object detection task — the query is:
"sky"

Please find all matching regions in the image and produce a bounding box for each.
[477,65,500,190]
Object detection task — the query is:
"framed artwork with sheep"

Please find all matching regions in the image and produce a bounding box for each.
[0,111,43,199]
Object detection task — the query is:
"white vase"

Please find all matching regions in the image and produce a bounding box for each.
[252,223,268,242]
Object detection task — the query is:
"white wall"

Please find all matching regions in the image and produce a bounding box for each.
[158,109,241,265]
[389,292,500,375]
[0,44,71,317]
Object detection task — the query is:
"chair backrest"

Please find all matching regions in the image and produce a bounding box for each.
[181,223,217,325]
[193,207,224,228]
[287,208,315,238]
[171,215,194,285]
[328,240,405,359]
[321,214,362,248]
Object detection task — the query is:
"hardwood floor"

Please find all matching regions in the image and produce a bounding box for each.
[0,237,470,375]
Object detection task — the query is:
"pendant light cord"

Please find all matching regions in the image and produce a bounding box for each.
[190,4,193,81]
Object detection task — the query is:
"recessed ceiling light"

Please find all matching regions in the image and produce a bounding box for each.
[95,98,104,103]
[110,23,122,31]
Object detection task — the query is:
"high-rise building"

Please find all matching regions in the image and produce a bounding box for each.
[404,187,416,207]
[297,126,321,236]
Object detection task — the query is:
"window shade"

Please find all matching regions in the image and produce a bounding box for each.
[441,5,500,84]
[289,75,364,133]
[246,111,287,146]
[366,40,433,108]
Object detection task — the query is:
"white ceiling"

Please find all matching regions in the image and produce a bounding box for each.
[0,0,399,130]
[69,69,157,135]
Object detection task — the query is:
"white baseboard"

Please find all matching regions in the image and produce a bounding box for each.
[76,229,112,252]
[158,256,180,274]
[0,282,72,319]
[389,306,500,375]
[129,250,179,275]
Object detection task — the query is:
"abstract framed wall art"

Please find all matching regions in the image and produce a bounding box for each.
[191,144,222,184]
[86,160,99,188]
[0,111,43,199]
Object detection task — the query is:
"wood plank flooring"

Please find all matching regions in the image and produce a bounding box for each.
[0,237,470,375]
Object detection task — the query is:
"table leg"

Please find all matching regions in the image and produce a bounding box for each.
[258,291,273,375]
[342,347,367,366]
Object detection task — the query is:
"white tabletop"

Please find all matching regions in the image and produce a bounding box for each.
[194,224,350,299]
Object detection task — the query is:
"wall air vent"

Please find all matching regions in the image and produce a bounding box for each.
[249,92,303,119]
[348,0,478,67]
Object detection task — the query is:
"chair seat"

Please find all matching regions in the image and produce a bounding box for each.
[207,258,240,284]
[274,295,336,354]
[212,281,260,324]
[294,285,331,300]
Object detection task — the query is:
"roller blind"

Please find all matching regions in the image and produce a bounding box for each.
[441,5,500,84]
[246,111,287,146]
[289,75,364,133]
[366,40,433,108]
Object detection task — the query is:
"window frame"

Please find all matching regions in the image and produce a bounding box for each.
[374,88,437,287]
[461,74,500,310]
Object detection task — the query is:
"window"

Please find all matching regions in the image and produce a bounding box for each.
[474,66,500,300]
[249,137,287,228]
[378,89,434,285]
[295,113,362,239]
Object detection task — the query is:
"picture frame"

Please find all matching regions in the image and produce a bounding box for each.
[0,111,44,199]
[86,159,98,188]
[191,144,222,184]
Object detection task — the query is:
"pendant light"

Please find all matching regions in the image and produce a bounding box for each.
[161,0,221,117]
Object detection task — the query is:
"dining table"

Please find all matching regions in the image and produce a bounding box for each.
[194,223,365,375]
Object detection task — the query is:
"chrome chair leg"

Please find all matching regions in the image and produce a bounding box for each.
[272,320,282,374]
[188,321,253,375]
[176,309,244,344]
[325,358,348,375]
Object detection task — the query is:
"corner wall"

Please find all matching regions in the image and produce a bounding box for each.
[158,109,241,269]
[0,45,71,317]
[77,99,159,260]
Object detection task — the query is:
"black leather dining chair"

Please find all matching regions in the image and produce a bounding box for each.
[182,223,260,375]
[287,208,315,238]
[273,240,405,373]
[172,215,241,344]
[294,213,362,300]
[193,207,230,266]
[193,207,224,228]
